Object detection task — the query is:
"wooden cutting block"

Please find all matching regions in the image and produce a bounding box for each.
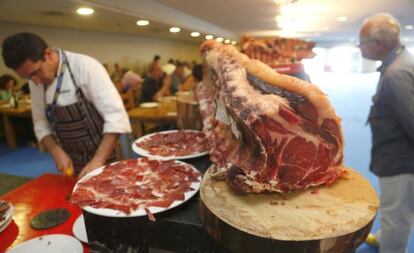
[199,166,378,253]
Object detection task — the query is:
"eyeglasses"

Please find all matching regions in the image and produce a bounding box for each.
[27,60,44,81]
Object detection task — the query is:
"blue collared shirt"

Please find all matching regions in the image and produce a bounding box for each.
[368,45,414,176]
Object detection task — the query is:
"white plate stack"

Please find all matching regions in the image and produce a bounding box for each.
[0,201,13,233]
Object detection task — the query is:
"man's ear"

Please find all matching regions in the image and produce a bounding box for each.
[43,47,54,60]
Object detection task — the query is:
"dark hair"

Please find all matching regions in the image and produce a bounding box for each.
[192,64,203,81]
[176,62,185,68]
[0,74,17,90]
[2,33,48,69]
[153,55,160,62]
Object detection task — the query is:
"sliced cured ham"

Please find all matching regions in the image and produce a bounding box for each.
[135,130,208,157]
[72,158,201,220]
[196,41,344,193]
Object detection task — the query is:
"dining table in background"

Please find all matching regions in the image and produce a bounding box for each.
[127,101,177,137]
[0,101,32,149]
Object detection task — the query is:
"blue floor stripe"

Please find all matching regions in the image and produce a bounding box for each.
[0,141,56,178]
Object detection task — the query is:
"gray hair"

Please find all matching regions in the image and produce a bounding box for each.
[363,13,401,48]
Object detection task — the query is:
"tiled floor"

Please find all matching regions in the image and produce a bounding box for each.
[1,71,413,252]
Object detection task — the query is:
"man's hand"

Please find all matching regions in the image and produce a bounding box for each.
[53,148,73,174]
[41,135,73,175]
[77,133,119,180]
[77,159,104,180]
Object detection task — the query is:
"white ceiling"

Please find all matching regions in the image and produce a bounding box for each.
[1,0,414,45]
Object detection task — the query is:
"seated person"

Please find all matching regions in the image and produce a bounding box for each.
[179,64,203,92]
[0,74,17,102]
[153,62,187,100]
[161,58,176,76]
[169,62,186,94]
[118,68,142,93]
[141,64,165,103]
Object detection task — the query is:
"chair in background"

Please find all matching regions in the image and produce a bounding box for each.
[131,86,141,106]
[176,96,202,130]
[121,89,135,111]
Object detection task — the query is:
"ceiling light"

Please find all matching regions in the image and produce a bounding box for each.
[136,20,149,26]
[337,16,347,22]
[191,32,200,37]
[205,35,214,40]
[169,27,181,33]
[224,39,230,44]
[216,37,224,42]
[405,25,414,30]
[231,41,237,45]
[76,7,94,15]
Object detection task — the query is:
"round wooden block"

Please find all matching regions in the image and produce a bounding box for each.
[199,166,379,253]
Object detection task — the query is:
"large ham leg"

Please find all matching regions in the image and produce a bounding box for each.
[196,41,345,193]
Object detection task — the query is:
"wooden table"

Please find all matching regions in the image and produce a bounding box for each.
[127,104,177,137]
[0,174,89,252]
[0,103,32,149]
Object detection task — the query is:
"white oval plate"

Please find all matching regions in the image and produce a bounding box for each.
[72,215,88,243]
[0,203,13,233]
[7,234,82,253]
[73,159,201,218]
[139,102,159,108]
[132,130,209,160]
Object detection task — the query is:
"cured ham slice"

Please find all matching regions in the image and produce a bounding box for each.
[72,158,201,219]
[196,41,344,193]
[135,130,208,157]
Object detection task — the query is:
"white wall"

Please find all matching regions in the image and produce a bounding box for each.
[0,21,201,82]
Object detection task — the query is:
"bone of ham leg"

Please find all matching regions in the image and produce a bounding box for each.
[196,41,345,193]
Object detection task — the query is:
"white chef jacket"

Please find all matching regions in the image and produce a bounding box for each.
[29,49,131,142]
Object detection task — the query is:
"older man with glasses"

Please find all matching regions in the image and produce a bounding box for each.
[2,33,131,179]
[359,13,414,253]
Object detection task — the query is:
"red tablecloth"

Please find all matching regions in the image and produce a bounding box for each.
[0,173,89,252]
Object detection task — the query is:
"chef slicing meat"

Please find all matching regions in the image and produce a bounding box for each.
[1,33,131,178]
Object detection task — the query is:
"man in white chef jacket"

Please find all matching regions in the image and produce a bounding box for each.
[1,32,131,179]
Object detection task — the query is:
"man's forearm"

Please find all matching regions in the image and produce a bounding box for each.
[91,133,119,164]
[41,134,64,157]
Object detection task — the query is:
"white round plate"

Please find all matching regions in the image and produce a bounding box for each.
[73,159,201,218]
[0,203,14,233]
[139,102,159,108]
[7,234,82,253]
[72,215,88,243]
[132,129,209,160]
